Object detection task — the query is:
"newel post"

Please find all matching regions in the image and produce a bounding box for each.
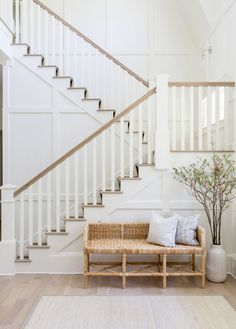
[154,75,170,169]
[0,185,16,274]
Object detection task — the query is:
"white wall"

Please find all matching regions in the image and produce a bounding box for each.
[42,0,203,81]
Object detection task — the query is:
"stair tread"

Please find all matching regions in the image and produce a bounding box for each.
[82,98,101,101]
[53,76,72,79]
[15,257,32,263]
[38,65,58,68]
[11,43,29,46]
[28,243,50,249]
[136,163,155,166]
[82,203,104,207]
[45,230,68,235]
[118,176,141,180]
[101,190,123,194]
[68,87,87,90]
[64,217,86,222]
[24,54,43,57]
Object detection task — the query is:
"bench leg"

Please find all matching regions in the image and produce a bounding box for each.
[162,254,167,289]
[122,254,126,289]
[192,253,196,271]
[84,251,89,289]
[201,253,206,288]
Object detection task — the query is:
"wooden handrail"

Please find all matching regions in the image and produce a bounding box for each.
[14,87,156,198]
[168,82,235,87]
[33,0,149,88]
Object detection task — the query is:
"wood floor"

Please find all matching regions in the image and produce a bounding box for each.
[0,274,236,329]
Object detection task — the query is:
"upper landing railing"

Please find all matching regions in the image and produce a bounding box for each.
[168,81,235,152]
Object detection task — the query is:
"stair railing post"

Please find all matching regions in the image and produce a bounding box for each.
[154,75,170,169]
[0,185,16,274]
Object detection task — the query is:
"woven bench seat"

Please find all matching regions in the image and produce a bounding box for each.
[86,239,203,255]
[83,223,206,289]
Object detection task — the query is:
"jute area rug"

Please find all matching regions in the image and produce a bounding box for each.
[24,296,236,329]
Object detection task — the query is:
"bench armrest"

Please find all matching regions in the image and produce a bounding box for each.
[84,225,89,249]
[197,226,205,250]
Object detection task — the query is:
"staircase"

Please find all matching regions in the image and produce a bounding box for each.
[0,0,235,275]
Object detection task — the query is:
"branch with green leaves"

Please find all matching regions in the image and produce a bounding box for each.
[173,153,236,245]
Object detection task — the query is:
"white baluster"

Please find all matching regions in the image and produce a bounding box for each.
[172,87,177,150]
[120,117,125,178]
[47,173,52,232]
[36,4,41,54]
[74,153,79,218]
[56,166,61,232]
[29,0,34,49]
[28,186,33,246]
[92,139,97,204]
[207,87,212,149]
[215,87,220,149]
[73,33,77,85]
[65,27,70,76]
[181,86,185,150]
[19,194,25,260]
[138,104,143,164]
[65,159,70,218]
[37,180,42,246]
[101,131,106,191]
[88,44,93,94]
[129,110,134,178]
[198,87,203,150]
[59,22,63,74]
[83,146,88,205]
[224,87,229,150]
[44,10,49,63]
[111,125,115,191]
[15,0,20,43]
[80,38,86,86]
[51,16,56,65]
[21,0,28,44]
[189,86,194,150]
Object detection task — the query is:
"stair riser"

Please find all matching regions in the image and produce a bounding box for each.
[53,79,71,90]
[35,67,57,80]
[11,45,29,57]
[21,56,43,68]
[67,89,86,101]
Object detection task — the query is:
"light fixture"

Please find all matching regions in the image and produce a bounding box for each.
[201,46,212,60]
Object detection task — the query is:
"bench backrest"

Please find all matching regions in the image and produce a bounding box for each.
[87,223,149,240]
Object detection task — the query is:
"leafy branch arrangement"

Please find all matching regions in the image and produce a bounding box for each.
[173,153,236,245]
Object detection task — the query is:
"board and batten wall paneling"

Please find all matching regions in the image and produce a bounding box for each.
[42,0,203,80]
[3,60,102,186]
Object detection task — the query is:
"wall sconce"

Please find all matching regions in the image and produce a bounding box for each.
[201,46,212,60]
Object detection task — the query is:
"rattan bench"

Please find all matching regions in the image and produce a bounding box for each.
[83,223,206,289]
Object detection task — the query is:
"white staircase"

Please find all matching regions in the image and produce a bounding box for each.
[0,0,235,275]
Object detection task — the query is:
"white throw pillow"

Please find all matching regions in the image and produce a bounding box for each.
[147,212,178,247]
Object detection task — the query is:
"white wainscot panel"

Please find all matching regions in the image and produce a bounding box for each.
[41,0,64,17]
[9,113,53,186]
[107,0,149,52]
[115,54,148,81]
[154,0,195,53]
[58,113,100,155]
[68,0,106,47]
[129,174,163,201]
[55,91,83,110]
[9,61,52,108]
[152,54,203,81]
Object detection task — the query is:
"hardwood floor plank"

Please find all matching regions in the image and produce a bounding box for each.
[0,274,235,328]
